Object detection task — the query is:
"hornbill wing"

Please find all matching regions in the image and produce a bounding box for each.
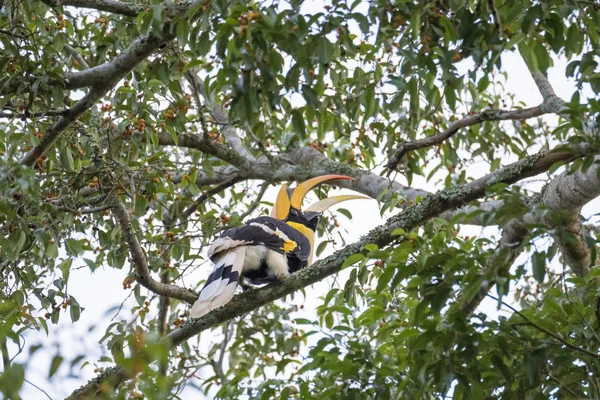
[247,216,311,262]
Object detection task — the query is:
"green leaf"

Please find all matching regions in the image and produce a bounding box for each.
[376,264,396,293]
[316,240,328,257]
[135,195,147,216]
[316,38,333,64]
[291,109,306,139]
[524,348,546,386]
[532,251,546,283]
[66,238,84,256]
[301,85,320,109]
[60,146,74,172]
[341,253,365,269]
[176,20,188,46]
[70,303,81,323]
[49,355,63,378]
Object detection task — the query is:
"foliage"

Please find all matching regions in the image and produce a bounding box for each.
[0,0,599,399]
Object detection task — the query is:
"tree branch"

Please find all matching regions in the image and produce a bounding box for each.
[64,44,90,70]
[67,142,598,399]
[64,33,168,90]
[20,85,109,166]
[182,177,244,219]
[112,197,198,304]
[387,106,545,170]
[541,155,600,276]
[40,0,143,17]
[529,71,567,114]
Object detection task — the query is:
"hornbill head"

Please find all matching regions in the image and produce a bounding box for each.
[270,174,369,263]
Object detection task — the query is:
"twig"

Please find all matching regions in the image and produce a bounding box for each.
[64,44,90,70]
[489,294,600,360]
[0,335,9,369]
[56,204,112,215]
[184,70,210,140]
[459,223,528,315]
[182,177,244,219]
[24,379,53,400]
[238,181,270,220]
[111,196,198,304]
[387,106,544,171]
[211,321,232,385]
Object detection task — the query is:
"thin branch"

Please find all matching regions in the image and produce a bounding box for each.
[387,106,544,170]
[239,181,270,220]
[56,204,112,215]
[23,379,53,400]
[0,107,68,119]
[157,269,170,337]
[210,322,231,385]
[490,294,600,360]
[459,222,528,315]
[184,70,210,140]
[40,0,143,17]
[64,44,90,70]
[185,67,257,163]
[182,177,244,219]
[20,85,110,166]
[527,69,567,114]
[586,224,600,235]
[112,197,198,304]
[0,335,9,369]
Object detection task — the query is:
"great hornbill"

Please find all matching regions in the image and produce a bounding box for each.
[190,174,368,318]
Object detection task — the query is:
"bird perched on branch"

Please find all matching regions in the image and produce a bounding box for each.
[190,175,368,318]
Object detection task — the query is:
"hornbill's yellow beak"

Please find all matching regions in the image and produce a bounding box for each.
[270,174,369,220]
[270,174,369,265]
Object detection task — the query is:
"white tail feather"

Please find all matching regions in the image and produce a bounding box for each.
[190,247,246,318]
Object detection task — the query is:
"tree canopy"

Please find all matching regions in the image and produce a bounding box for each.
[1,0,600,398]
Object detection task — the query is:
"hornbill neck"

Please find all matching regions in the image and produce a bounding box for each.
[286,220,316,265]
[285,209,318,265]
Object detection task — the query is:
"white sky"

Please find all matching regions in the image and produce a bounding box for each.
[11,7,599,400]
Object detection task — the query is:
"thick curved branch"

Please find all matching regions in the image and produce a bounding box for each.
[39,0,142,16]
[112,198,198,304]
[541,156,600,276]
[522,62,596,276]
[387,106,544,170]
[65,33,168,90]
[67,142,597,399]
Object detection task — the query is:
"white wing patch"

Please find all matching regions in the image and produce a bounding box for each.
[190,247,246,318]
